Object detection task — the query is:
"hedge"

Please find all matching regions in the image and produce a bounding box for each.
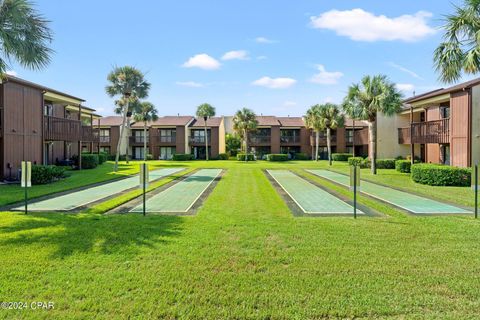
[172,153,194,161]
[266,154,289,161]
[294,152,309,160]
[31,165,66,185]
[376,159,396,169]
[331,153,353,161]
[411,163,471,186]
[98,152,108,164]
[237,153,255,161]
[395,160,411,173]
[81,154,99,169]
[146,154,154,161]
[217,153,228,160]
[348,157,364,166]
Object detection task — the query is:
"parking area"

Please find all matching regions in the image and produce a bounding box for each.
[307,169,472,215]
[267,170,364,215]
[12,167,186,212]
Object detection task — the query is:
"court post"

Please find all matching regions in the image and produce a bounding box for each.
[21,161,32,215]
[140,163,149,216]
[473,162,478,219]
[350,164,360,219]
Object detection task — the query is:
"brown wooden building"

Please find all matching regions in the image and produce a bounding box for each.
[0,76,100,180]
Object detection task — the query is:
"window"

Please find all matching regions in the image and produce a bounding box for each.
[346,146,354,154]
[99,146,111,154]
[159,129,176,143]
[100,129,110,143]
[160,147,176,160]
[44,102,53,116]
[440,105,450,119]
[346,130,354,143]
[440,144,450,165]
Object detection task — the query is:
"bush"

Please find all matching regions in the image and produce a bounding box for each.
[237,153,255,161]
[146,154,154,161]
[376,159,396,169]
[172,153,194,161]
[411,163,471,186]
[294,152,310,160]
[81,154,99,169]
[31,165,66,185]
[98,152,108,164]
[331,153,353,161]
[348,157,364,166]
[266,154,289,161]
[395,160,411,173]
[217,153,228,160]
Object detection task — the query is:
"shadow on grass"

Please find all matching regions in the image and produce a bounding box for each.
[0,213,184,259]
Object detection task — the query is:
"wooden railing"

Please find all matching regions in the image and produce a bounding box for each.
[82,126,99,142]
[99,136,110,143]
[280,136,301,144]
[154,135,176,143]
[130,136,148,144]
[44,116,81,141]
[398,118,450,144]
[189,136,211,144]
[249,135,271,144]
[346,129,369,145]
[309,135,336,146]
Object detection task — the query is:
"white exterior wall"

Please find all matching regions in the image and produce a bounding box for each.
[376,112,420,159]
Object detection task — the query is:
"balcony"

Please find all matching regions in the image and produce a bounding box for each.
[280,136,301,144]
[129,136,148,145]
[346,129,368,145]
[310,135,336,146]
[44,115,81,141]
[398,118,450,144]
[249,135,271,144]
[82,126,99,142]
[152,135,176,145]
[99,136,110,143]
[189,136,211,144]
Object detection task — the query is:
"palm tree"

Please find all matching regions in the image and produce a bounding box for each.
[232,108,258,162]
[305,104,323,161]
[0,0,53,77]
[105,66,150,171]
[318,103,345,166]
[195,103,216,160]
[434,0,480,83]
[343,75,402,174]
[342,99,362,157]
[133,101,158,161]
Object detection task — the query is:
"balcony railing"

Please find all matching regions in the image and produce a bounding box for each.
[82,126,99,142]
[158,135,176,143]
[130,136,148,144]
[280,136,300,144]
[44,115,82,141]
[398,118,450,144]
[189,136,210,144]
[346,129,368,145]
[99,136,110,143]
[249,135,271,144]
[309,135,336,146]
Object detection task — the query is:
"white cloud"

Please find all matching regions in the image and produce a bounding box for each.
[396,83,415,94]
[6,70,17,76]
[175,81,205,88]
[310,65,343,85]
[255,37,276,44]
[283,101,297,107]
[388,62,424,80]
[310,9,436,42]
[252,76,297,89]
[221,50,249,61]
[182,54,221,70]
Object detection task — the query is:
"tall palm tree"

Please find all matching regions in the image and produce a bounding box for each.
[195,103,216,160]
[233,108,258,162]
[305,104,323,161]
[434,0,480,83]
[133,101,158,161]
[318,103,345,166]
[343,75,402,174]
[105,66,150,171]
[342,99,362,157]
[0,0,53,76]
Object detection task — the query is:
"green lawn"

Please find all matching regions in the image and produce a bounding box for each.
[1,160,480,319]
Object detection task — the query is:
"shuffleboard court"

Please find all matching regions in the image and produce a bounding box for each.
[13,167,185,211]
[267,170,362,215]
[307,169,471,215]
[130,169,221,213]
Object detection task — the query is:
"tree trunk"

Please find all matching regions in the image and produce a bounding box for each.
[369,120,377,174]
[114,106,127,172]
[143,121,147,161]
[315,130,319,162]
[204,123,209,161]
[327,127,332,166]
[244,129,248,162]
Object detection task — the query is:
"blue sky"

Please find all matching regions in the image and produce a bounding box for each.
[6,0,468,117]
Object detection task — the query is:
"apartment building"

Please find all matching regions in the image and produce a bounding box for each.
[0,76,100,180]
[377,78,480,167]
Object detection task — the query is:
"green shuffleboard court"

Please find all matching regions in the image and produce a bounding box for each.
[13,167,185,211]
[307,169,471,214]
[267,170,363,215]
[130,168,221,213]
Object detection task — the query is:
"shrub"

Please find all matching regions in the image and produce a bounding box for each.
[331,153,353,161]
[348,157,364,166]
[395,155,405,160]
[81,154,99,169]
[395,160,411,173]
[31,165,66,185]
[376,159,396,169]
[98,152,108,164]
[146,153,154,161]
[237,153,255,161]
[411,163,471,186]
[217,153,228,160]
[172,153,194,161]
[294,152,310,160]
[266,154,289,161]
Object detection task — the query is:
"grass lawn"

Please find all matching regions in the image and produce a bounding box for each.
[1,160,480,319]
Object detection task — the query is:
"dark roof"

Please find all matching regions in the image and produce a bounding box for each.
[131,115,194,128]
[256,116,280,126]
[404,78,480,104]
[277,117,304,127]
[5,75,86,102]
[95,116,123,126]
[191,117,223,127]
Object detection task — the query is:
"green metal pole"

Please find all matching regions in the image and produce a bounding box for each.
[475,164,478,219]
[143,163,146,216]
[353,165,357,219]
[24,164,28,215]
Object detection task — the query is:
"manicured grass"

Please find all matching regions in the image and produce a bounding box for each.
[1,160,480,318]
